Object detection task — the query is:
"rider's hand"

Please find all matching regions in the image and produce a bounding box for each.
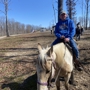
[64,38,70,42]
[60,36,65,39]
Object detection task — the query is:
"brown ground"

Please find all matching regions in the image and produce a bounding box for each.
[0,30,90,90]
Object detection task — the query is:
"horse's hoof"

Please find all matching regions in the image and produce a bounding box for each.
[77,67,83,71]
[69,81,77,86]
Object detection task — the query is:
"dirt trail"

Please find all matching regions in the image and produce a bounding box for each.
[0,30,90,90]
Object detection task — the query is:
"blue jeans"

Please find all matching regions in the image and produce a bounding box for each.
[52,38,79,58]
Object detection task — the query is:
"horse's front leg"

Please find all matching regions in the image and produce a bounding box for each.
[64,72,71,90]
[56,77,60,90]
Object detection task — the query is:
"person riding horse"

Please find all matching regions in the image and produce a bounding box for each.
[52,10,82,71]
[76,22,81,40]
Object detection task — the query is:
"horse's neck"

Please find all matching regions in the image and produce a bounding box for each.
[53,43,73,71]
[53,43,65,55]
[53,43,66,64]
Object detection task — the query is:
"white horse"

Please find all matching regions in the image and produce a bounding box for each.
[37,43,74,90]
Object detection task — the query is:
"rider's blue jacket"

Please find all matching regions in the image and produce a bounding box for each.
[54,17,75,40]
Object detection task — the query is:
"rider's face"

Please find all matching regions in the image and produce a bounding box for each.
[60,13,67,20]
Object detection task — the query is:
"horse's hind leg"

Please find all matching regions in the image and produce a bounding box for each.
[64,72,71,90]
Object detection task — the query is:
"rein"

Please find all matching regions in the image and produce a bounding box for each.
[55,68,61,83]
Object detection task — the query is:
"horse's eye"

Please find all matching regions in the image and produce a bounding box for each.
[46,70,50,74]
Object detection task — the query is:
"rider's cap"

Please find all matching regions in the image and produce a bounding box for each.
[60,10,67,15]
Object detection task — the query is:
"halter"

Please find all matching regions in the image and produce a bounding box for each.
[37,81,48,86]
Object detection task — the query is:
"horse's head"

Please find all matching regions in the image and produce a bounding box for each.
[37,43,56,90]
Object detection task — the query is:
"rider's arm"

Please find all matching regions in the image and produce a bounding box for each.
[67,20,76,39]
[54,23,61,38]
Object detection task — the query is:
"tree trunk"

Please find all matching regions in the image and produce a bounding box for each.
[58,0,63,21]
[86,2,88,30]
[6,14,9,37]
[5,0,10,37]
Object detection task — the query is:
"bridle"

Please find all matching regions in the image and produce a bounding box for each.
[37,66,52,87]
[37,81,48,86]
[37,56,56,88]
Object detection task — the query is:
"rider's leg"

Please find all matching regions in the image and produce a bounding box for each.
[69,39,82,71]
[69,39,79,59]
[51,38,62,46]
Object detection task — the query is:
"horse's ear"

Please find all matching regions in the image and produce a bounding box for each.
[38,43,42,51]
[47,46,53,57]
[51,46,53,53]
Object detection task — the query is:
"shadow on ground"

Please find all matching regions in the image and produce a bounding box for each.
[1,73,37,90]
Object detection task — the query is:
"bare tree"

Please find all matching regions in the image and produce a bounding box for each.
[52,0,57,24]
[26,25,32,33]
[89,18,90,29]
[66,0,76,19]
[84,0,90,30]
[81,0,84,26]
[77,0,84,26]
[0,0,11,37]
[0,16,5,36]
[58,0,63,21]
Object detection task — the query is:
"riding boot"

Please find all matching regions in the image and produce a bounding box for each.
[74,58,83,71]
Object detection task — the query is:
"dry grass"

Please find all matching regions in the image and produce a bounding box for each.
[0,30,90,90]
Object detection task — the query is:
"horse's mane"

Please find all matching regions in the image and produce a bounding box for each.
[38,46,50,69]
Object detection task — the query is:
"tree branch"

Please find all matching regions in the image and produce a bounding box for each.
[0,10,5,14]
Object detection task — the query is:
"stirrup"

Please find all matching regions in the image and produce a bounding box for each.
[74,64,83,71]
